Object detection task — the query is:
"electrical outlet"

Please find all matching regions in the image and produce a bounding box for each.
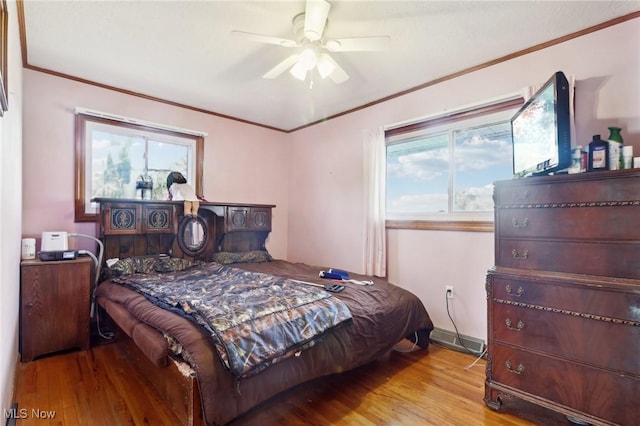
[446,285,454,299]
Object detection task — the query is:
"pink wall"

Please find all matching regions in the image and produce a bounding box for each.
[287,18,640,341]
[19,18,640,344]
[22,71,290,258]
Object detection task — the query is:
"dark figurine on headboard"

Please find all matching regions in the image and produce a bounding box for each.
[166,171,204,216]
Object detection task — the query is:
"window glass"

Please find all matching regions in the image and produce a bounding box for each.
[387,134,449,213]
[452,121,513,212]
[75,114,203,222]
[385,100,520,222]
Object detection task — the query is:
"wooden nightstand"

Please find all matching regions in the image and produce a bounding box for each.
[20,257,92,362]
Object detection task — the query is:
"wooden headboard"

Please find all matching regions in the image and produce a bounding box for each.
[93,198,275,262]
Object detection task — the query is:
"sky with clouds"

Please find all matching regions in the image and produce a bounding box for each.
[387,122,513,213]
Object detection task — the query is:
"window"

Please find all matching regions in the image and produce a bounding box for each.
[385,98,523,228]
[75,112,204,222]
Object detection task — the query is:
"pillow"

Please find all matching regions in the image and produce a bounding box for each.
[212,250,272,265]
[104,255,195,278]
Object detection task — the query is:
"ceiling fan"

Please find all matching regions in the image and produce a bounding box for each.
[231,0,390,84]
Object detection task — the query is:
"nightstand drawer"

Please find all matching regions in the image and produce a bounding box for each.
[491,343,639,426]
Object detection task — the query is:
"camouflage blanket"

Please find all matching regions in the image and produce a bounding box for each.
[111,262,352,377]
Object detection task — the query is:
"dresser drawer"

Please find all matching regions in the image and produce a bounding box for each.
[490,343,639,426]
[494,172,640,206]
[496,239,640,279]
[492,302,640,374]
[489,272,640,323]
[497,206,640,240]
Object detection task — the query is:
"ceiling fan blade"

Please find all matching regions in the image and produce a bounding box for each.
[319,54,349,84]
[231,30,298,48]
[304,0,331,41]
[263,54,300,79]
[325,36,390,52]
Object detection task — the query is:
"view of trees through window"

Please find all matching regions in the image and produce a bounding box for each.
[75,113,203,222]
[91,128,192,201]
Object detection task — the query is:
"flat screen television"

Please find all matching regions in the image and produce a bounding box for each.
[511,71,571,177]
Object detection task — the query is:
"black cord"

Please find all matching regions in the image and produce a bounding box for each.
[445,291,479,355]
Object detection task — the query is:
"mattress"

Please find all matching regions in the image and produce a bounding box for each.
[95,259,434,425]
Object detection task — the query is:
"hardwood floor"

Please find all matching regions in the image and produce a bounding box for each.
[13,341,573,426]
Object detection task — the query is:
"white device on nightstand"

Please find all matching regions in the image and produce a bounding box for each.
[41,232,69,251]
[39,231,77,261]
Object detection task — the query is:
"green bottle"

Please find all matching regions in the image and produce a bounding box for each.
[607,127,623,169]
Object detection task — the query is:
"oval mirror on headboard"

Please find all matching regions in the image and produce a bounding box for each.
[177,215,208,256]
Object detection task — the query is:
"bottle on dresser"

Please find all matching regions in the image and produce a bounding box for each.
[587,134,609,171]
[606,126,623,170]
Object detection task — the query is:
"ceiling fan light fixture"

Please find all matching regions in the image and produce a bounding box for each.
[298,47,317,70]
[317,55,335,79]
[289,61,308,80]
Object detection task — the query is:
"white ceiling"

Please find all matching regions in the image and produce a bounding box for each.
[22,1,640,132]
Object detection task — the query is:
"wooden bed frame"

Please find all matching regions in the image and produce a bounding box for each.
[108,328,203,426]
[93,198,276,261]
[94,198,276,425]
[93,198,434,426]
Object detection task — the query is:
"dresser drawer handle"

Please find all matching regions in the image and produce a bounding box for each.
[511,249,528,260]
[505,284,524,297]
[505,318,525,331]
[26,302,34,308]
[511,217,528,228]
[505,360,525,375]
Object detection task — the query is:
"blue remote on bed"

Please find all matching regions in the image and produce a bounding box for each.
[319,271,346,280]
[328,268,349,279]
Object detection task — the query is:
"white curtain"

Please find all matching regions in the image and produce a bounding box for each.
[363,126,386,277]
[522,74,576,146]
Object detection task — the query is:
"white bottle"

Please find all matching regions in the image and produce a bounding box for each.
[622,146,633,169]
[608,140,621,170]
[568,146,583,174]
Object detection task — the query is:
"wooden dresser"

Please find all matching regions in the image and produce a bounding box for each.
[485,170,640,426]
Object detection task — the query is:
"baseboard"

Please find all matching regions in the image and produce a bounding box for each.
[429,327,485,355]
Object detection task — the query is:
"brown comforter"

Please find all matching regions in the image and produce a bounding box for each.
[96,260,434,425]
